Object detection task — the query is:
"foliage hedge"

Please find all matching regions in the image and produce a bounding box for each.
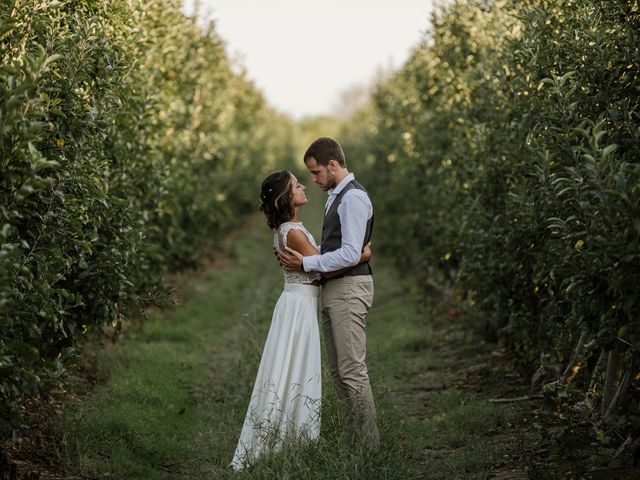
[0,0,295,438]
[341,0,639,436]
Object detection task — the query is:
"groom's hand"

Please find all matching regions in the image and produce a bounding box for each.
[273,246,284,269]
[277,247,304,272]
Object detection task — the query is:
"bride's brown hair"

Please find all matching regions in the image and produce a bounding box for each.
[259,170,294,229]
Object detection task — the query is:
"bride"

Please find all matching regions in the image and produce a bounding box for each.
[230,170,371,470]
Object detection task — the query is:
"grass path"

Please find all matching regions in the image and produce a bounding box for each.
[58,194,536,479]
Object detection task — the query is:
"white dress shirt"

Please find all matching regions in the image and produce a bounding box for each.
[303,173,373,273]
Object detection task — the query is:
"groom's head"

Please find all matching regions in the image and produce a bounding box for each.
[303,137,347,191]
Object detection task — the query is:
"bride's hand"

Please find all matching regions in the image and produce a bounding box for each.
[360,242,372,263]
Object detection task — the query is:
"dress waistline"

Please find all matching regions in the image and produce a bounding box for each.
[283,283,320,296]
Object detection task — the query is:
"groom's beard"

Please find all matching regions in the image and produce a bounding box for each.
[325,173,338,190]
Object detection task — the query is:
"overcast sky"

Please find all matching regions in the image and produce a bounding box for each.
[182,0,434,119]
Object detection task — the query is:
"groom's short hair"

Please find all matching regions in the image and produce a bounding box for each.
[304,137,346,167]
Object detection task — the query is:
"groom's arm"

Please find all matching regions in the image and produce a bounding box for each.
[279,242,371,273]
[298,191,372,273]
[322,242,371,278]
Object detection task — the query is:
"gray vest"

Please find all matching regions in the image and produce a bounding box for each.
[321,179,373,277]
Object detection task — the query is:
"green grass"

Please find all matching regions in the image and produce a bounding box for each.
[59,187,526,479]
[60,222,280,478]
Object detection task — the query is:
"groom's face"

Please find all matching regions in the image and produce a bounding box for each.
[305,157,337,192]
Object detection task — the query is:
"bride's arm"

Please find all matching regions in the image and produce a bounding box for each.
[285,229,320,257]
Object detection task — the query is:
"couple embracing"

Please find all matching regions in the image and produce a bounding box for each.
[231,137,378,470]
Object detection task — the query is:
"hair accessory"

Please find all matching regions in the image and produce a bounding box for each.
[261,187,273,202]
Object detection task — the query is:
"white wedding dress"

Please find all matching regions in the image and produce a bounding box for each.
[231,222,322,470]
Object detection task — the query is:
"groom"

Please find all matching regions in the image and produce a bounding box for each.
[278,137,379,448]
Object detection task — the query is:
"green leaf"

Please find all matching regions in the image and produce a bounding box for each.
[34,160,60,171]
[601,144,617,160]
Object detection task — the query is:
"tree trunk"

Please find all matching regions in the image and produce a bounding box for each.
[562,330,590,380]
[588,349,607,394]
[602,348,621,416]
[604,343,639,423]
[582,349,606,409]
[604,366,633,423]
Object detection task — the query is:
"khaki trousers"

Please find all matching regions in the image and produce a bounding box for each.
[321,275,379,448]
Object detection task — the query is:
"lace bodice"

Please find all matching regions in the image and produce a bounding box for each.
[275,222,321,285]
